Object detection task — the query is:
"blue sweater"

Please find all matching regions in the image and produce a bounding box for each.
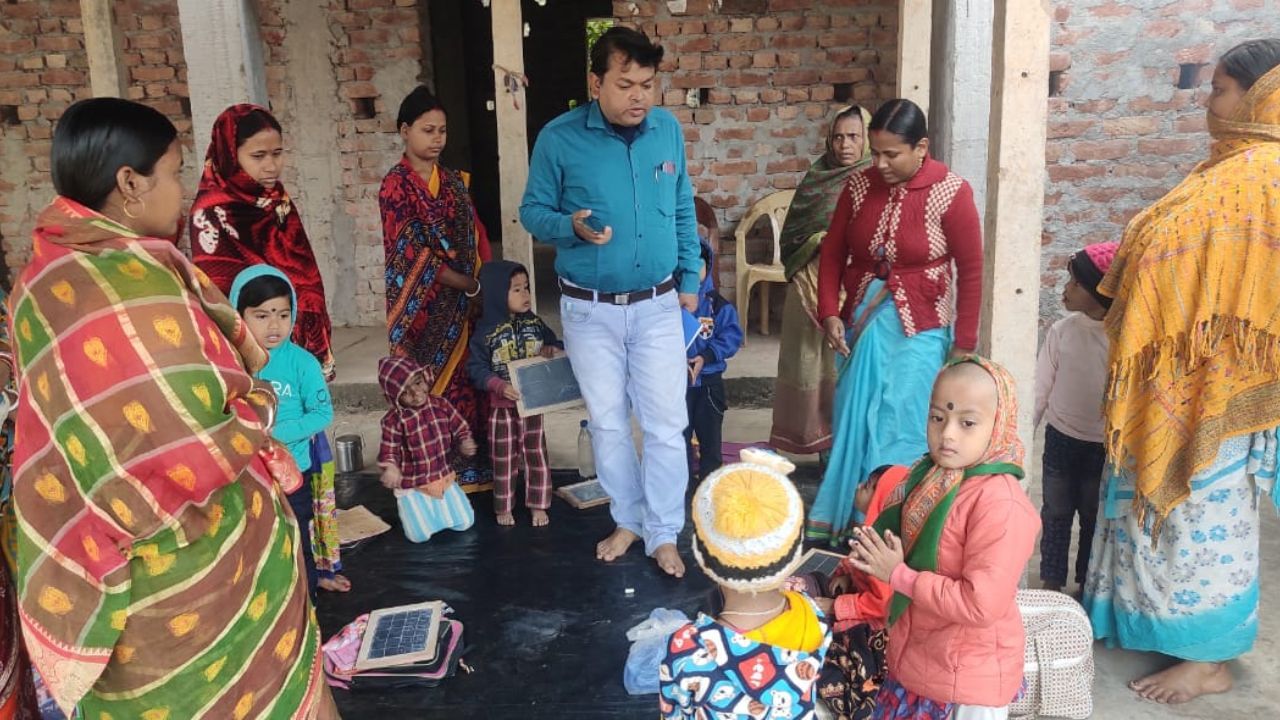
[230,265,333,472]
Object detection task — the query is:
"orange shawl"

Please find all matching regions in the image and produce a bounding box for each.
[1098,64,1280,526]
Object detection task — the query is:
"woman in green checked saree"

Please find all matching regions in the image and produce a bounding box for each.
[8,99,337,718]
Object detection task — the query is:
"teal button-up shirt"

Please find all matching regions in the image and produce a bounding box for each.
[520,102,700,294]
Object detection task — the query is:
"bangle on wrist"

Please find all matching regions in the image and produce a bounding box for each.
[464,282,480,298]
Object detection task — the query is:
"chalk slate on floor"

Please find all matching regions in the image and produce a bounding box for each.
[319,465,820,719]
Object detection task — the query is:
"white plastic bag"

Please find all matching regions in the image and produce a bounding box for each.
[623,607,690,695]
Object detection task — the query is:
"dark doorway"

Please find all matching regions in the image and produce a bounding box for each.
[428,0,501,245]
[426,0,610,267]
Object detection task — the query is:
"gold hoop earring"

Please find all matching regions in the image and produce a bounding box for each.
[122,197,144,219]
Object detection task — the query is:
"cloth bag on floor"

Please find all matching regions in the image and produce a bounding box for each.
[1011,589,1094,719]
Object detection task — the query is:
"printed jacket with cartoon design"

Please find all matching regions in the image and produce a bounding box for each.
[377,355,471,487]
[466,260,562,408]
[659,594,832,720]
[229,264,332,472]
[684,240,742,386]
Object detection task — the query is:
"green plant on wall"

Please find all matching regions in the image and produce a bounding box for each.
[578,18,614,108]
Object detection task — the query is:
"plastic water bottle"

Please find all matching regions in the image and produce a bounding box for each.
[577,419,597,480]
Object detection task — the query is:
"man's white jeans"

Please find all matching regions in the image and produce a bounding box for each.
[561,288,689,555]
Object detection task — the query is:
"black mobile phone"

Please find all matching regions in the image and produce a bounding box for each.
[583,214,607,233]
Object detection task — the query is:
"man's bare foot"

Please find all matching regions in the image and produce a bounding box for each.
[318,574,351,593]
[596,527,639,562]
[1129,661,1233,704]
[652,543,685,578]
[497,512,515,526]
[531,509,549,527]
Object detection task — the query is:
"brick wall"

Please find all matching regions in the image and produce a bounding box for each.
[614,0,896,290]
[0,0,91,280]
[0,0,197,274]
[1041,0,1278,326]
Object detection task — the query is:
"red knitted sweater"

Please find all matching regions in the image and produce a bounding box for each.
[817,157,983,350]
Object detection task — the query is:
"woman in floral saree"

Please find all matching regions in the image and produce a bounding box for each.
[1083,39,1280,705]
[380,86,492,488]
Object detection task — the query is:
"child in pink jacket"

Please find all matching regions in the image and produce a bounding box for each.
[849,356,1040,720]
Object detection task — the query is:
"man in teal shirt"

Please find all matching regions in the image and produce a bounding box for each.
[520,27,699,578]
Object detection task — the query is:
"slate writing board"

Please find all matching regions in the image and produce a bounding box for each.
[556,479,611,509]
[508,355,585,416]
[794,548,846,577]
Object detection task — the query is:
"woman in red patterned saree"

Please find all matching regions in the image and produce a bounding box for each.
[189,105,335,379]
[380,86,492,488]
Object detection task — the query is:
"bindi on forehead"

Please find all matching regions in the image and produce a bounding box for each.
[946,402,954,411]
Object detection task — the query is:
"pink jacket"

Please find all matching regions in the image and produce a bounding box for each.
[886,472,1040,707]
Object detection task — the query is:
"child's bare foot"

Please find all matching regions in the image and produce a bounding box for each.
[1129,661,1233,704]
[497,512,515,526]
[596,527,639,562]
[531,509,549,527]
[318,574,351,593]
[652,543,685,578]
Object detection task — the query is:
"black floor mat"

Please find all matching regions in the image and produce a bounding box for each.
[320,465,820,719]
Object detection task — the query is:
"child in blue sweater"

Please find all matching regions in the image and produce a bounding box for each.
[684,240,743,480]
[231,264,348,596]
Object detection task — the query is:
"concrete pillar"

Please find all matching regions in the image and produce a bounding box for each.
[928,0,994,218]
[280,0,352,325]
[490,0,535,307]
[176,0,269,151]
[80,0,128,97]
[980,0,1052,454]
[896,0,933,114]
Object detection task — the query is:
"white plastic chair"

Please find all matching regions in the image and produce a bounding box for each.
[733,190,794,341]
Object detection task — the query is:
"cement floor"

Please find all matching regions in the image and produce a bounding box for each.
[323,326,1280,718]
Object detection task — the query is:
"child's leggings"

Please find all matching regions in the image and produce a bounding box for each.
[488,408,551,515]
[1038,424,1105,587]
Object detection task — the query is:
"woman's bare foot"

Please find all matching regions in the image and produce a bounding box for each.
[1129,661,1233,704]
[652,543,685,578]
[596,527,639,562]
[497,512,515,526]
[531,509,549,527]
[318,574,351,593]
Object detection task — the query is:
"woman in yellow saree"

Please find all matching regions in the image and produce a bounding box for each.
[1082,39,1280,705]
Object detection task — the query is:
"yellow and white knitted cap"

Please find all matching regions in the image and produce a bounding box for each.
[691,453,805,593]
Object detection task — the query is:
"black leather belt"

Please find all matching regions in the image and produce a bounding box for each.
[558,277,676,306]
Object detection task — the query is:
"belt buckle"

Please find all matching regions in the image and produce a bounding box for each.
[616,292,630,306]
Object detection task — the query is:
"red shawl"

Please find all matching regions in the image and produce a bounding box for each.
[189,104,334,376]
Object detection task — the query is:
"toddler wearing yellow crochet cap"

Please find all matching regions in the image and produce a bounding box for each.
[658,449,832,719]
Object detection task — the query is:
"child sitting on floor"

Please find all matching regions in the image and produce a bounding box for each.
[231,265,348,595]
[660,451,831,719]
[1033,242,1115,594]
[851,357,1039,720]
[784,464,904,720]
[377,356,477,542]
[683,239,743,480]
[466,261,561,527]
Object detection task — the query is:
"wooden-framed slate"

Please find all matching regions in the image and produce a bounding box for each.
[555,479,610,509]
[508,354,585,416]
[794,547,846,577]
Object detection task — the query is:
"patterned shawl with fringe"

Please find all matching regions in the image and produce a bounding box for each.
[1098,64,1280,528]
[9,198,323,717]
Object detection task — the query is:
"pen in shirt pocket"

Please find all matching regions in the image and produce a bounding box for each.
[654,160,676,181]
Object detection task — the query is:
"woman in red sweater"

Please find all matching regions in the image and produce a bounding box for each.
[805,99,984,546]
